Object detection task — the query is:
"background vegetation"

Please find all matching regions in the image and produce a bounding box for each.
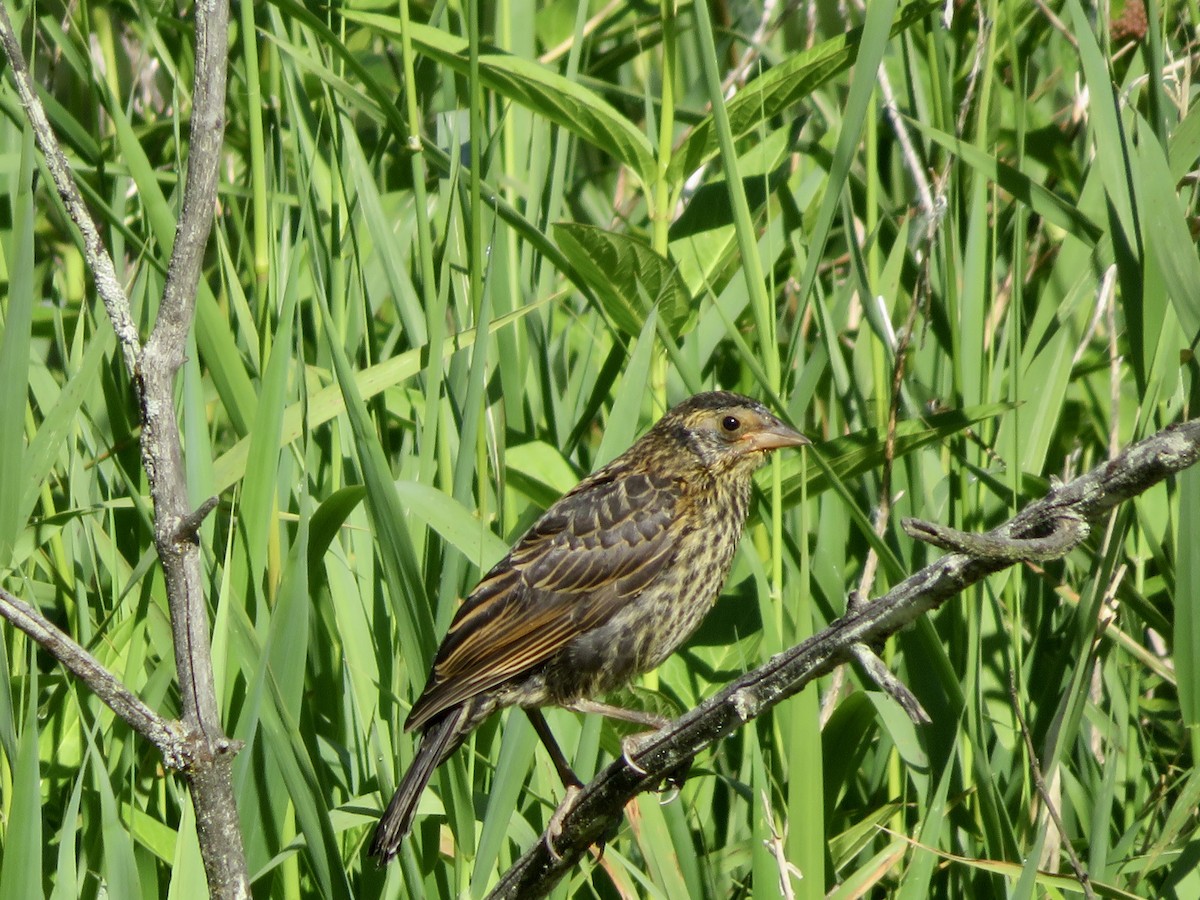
[0,0,1197,897]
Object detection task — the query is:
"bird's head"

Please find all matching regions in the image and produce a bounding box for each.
[652,391,810,475]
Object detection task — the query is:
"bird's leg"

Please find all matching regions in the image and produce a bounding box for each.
[525,708,583,790]
[525,708,586,861]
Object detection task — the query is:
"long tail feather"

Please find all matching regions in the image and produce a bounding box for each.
[369,705,470,864]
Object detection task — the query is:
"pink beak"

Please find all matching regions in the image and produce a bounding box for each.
[739,421,811,453]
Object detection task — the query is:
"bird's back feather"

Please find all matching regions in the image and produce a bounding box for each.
[404,464,684,732]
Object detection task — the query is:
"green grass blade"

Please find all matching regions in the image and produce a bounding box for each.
[0,128,35,562]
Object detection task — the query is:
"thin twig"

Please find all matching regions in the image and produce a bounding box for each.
[902,514,1089,561]
[176,495,221,545]
[1033,0,1079,50]
[0,586,189,767]
[0,2,141,372]
[1009,676,1097,900]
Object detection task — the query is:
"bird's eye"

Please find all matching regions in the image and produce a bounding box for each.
[721,415,741,433]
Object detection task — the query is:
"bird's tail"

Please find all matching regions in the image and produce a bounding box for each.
[369,705,470,864]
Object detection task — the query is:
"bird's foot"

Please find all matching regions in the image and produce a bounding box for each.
[546,784,582,861]
[620,733,695,798]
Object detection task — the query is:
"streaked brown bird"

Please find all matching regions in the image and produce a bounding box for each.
[370,391,809,863]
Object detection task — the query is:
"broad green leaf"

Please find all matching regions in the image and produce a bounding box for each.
[165,802,206,900]
[505,441,581,498]
[595,309,659,465]
[393,480,509,571]
[896,755,954,900]
[307,486,367,585]
[239,263,300,582]
[1168,96,1200,181]
[1067,0,1138,245]
[341,13,657,189]
[1133,118,1200,338]
[86,729,141,900]
[553,224,692,337]
[48,770,86,900]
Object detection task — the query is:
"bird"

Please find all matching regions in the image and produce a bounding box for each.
[369,390,809,863]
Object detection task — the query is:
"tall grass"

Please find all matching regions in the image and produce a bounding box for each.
[1,1,1197,898]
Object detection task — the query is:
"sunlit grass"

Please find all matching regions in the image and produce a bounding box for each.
[0,1,1197,898]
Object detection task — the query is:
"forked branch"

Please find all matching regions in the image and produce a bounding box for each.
[0,6,247,897]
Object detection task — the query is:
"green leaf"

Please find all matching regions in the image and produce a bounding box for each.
[341,13,657,189]
[905,117,1103,247]
[20,330,114,528]
[87,728,141,900]
[320,300,433,678]
[0,129,35,562]
[307,486,367,587]
[1133,117,1200,338]
[239,263,300,582]
[668,1,939,183]
[1177,466,1200,752]
[553,224,692,337]
[0,667,41,900]
[393,480,509,571]
[596,309,659,466]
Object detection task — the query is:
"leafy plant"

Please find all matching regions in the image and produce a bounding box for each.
[0,1,1197,898]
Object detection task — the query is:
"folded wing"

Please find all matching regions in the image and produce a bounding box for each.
[404,464,682,731]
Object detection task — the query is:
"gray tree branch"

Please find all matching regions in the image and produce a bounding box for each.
[0,2,141,371]
[0,585,189,765]
[488,418,1200,899]
[133,6,245,896]
[0,6,247,897]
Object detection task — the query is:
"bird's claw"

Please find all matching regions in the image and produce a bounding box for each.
[546,784,582,861]
[620,733,650,775]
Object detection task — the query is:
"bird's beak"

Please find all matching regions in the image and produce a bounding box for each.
[740,421,811,453]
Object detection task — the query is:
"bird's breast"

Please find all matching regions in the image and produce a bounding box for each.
[545,475,752,701]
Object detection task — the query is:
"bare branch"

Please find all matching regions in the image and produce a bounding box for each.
[0,5,247,897]
[144,0,229,370]
[0,585,189,767]
[488,418,1200,899]
[850,643,930,725]
[0,3,141,371]
[902,514,1089,561]
[130,5,247,897]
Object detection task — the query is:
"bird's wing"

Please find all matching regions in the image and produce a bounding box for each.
[404,464,684,731]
